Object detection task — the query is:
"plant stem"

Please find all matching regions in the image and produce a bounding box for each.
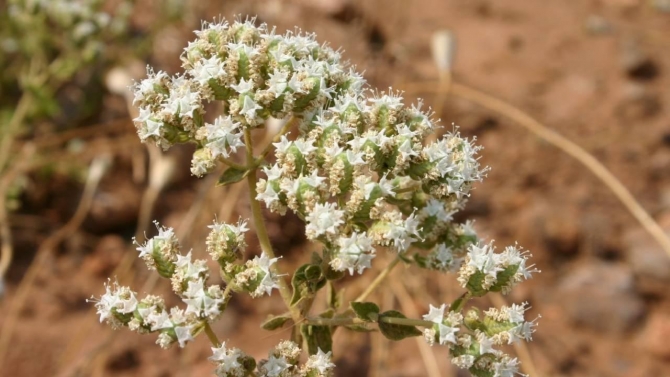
[305,316,367,326]
[243,128,300,322]
[0,93,32,173]
[204,322,221,347]
[378,316,434,328]
[220,156,247,170]
[304,315,433,328]
[355,255,402,302]
[256,116,298,164]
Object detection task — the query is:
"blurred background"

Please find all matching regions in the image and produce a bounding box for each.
[1,0,670,376]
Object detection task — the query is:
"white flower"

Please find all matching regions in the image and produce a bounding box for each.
[257,180,280,207]
[174,325,194,347]
[332,232,375,275]
[191,55,225,85]
[437,323,459,345]
[255,252,281,297]
[206,116,244,158]
[231,78,254,94]
[305,202,345,239]
[467,242,502,281]
[423,304,445,324]
[492,356,521,377]
[477,331,497,355]
[210,343,246,376]
[305,348,335,374]
[273,135,292,155]
[268,71,288,95]
[240,95,262,121]
[262,355,289,377]
[147,310,173,331]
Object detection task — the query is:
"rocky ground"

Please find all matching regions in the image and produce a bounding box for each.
[2,0,670,376]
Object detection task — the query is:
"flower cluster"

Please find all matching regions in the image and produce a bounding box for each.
[208,340,335,377]
[422,303,539,377]
[91,218,281,349]
[107,17,541,377]
[457,242,538,296]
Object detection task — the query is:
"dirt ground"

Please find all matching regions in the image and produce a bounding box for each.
[2,0,670,376]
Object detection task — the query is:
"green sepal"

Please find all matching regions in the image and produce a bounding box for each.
[240,356,257,375]
[287,144,308,175]
[111,308,134,325]
[465,270,488,297]
[408,161,434,180]
[336,154,354,194]
[237,51,250,80]
[152,248,176,278]
[352,185,383,222]
[469,353,498,377]
[351,302,380,322]
[378,310,422,341]
[261,313,293,331]
[489,264,520,293]
[293,77,321,112]
[217,166,251,187]
[301,323,333,355]
[209,79,232,100]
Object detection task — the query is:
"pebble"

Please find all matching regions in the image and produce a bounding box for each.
[623,213,670,296]
[556,262,645,333]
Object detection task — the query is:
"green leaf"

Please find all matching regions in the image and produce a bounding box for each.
[291,264,326,308]
[261,313,293,331]
[300,324,332,354]
[378,310,422,341]
[217,166,250,187]
[351,302,380,322]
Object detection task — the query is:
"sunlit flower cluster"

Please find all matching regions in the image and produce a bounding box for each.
[422,302,539,377]
[98,17,541,377]
[91,218,280,349]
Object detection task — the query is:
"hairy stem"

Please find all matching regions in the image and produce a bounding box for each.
[355,256,402,302]
[204,322,221,347]
[243,128,300,322]
[305,315,434,328]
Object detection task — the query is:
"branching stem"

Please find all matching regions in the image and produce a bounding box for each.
[355,256,402,302]
[243,128,301,323]
[204,322,221,347]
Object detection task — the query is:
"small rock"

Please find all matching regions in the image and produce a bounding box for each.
[585,15,613,35]
[556,262,645,333]
[620,38,660,82]
[637,312,670,359]
[652,0,670,13]
[623,214,670,295]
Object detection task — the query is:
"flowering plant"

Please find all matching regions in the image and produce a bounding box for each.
[91,18,539,377]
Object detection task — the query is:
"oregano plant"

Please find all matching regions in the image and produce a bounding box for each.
[90,17,540,377]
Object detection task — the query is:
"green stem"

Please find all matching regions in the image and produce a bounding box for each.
[0,93,32,173]
[203,322,221,347]
[220,156,247,170]
[449,292,472,312]
[305,315,434,328]
[354,255,402,302]
[305,316,367,326]
[378,316,434,328]
[255,116,298,165]
[243,128,300,322]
